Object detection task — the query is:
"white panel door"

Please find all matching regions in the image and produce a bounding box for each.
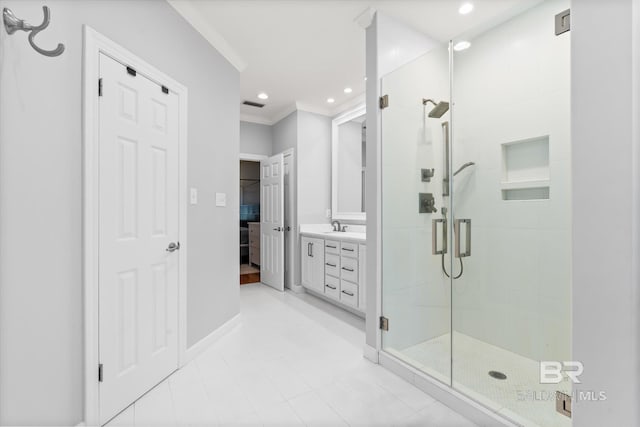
[261,153,285,291]
[98,53,180,424]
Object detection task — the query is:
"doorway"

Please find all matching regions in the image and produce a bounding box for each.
[240,160,261,284]
[83,27,188,426]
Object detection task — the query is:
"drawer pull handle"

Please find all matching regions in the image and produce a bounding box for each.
[326,263,337,267]
[342,267,354,272]
[326,284,337,290]
[342,248,354,252]
[341,290,354,296]
[326,245,337,249]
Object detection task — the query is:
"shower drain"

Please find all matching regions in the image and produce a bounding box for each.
[488,370,507,380]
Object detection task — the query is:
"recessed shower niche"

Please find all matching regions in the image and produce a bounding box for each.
[501,136,550,200]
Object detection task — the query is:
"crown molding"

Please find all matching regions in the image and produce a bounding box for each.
[167,0,247,72]
[240,113,274,126]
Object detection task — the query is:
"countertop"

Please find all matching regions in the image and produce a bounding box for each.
[300,230,366,244]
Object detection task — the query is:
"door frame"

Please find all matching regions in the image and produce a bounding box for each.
[281,148,296,290]
[82,26,189,426]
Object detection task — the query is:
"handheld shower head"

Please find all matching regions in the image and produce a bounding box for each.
[423,98,450,118]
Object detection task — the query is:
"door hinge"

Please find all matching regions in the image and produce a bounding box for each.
[98,78,103,97]
[161,85,169,94]
[555,9,570,35]
[98,363,104,382]
[556,391,571,417]
[126,66,137,76]
[380,316,389,331]
[379,94,389,109]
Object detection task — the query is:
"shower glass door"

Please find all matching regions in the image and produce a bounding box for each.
[380,42,452,386]
[381,1,571,426]
[450,1,571,425]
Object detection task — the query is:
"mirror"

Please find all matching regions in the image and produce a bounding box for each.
[332,105,366,222]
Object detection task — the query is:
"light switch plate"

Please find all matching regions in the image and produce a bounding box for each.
[190,188,198,205]
[215,192,227,207]
[325,209,331,219]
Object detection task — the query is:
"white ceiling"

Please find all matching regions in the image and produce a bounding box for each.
[170,0,538,125]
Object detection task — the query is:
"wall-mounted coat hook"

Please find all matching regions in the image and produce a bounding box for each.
[3,6,65,57]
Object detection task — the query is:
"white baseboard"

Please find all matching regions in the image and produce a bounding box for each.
[290,284,306,293]
[363,344,379,363]
[183,314,240,364]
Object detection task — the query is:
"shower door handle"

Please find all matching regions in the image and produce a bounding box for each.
[432,218,447,255]
[454,219,471,258]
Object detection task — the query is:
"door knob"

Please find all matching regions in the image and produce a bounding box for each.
[166,242,180,252]
[273,227,282,232]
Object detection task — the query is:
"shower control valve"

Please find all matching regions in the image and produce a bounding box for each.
[419,192,437,214]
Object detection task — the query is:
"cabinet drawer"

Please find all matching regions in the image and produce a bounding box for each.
[340,280,358,308]
[324,275,339,300]
[325,240,340,255]
[340,256,358,283]
[340,241,358,257]
[325,253,340,277]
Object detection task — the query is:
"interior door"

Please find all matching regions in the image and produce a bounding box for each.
[98,53,180,424]
[261,153,285,291]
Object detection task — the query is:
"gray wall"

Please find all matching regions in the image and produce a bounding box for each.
[297,111,332,225]
[0,0,239,424]
[272,111,297,155]
[240,121,273,156]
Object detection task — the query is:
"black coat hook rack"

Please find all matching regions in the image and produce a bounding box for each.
[3,6,65,57]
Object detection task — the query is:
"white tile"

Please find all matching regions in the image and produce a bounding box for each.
[289,391,348,427]
[218,410,262,427]
[395,401,477,427]
[260,357,312,400]
[254,401,305,426]
[105,404,134,427]
[134,381,178,426]
[112,284,476,427]
[168,363,218,425]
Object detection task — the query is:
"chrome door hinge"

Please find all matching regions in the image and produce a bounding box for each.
[555,9,570,35]
[98,363,104,382]
[98,78,103,97]
[379,94,389,109]
[380,316,389,331]
[126,66,137,76]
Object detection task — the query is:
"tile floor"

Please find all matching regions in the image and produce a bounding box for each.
[106,283,477,426]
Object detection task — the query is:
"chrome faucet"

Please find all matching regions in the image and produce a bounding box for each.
[331,220,341,232]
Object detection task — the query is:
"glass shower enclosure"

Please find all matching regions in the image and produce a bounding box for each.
[380,1,571,426]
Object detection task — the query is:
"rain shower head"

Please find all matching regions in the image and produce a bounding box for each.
[423,98,450,118]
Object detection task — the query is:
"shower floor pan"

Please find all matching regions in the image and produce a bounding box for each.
[386,332,572,427]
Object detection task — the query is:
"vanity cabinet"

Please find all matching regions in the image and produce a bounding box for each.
[301,233,366,313]
[301,236,325,292]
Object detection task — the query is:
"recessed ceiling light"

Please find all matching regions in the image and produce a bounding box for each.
[327,98,335,104]
[453,41,471,51]
[257,92,269,100]
[458,2,474,15]
[344,87,353,94]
